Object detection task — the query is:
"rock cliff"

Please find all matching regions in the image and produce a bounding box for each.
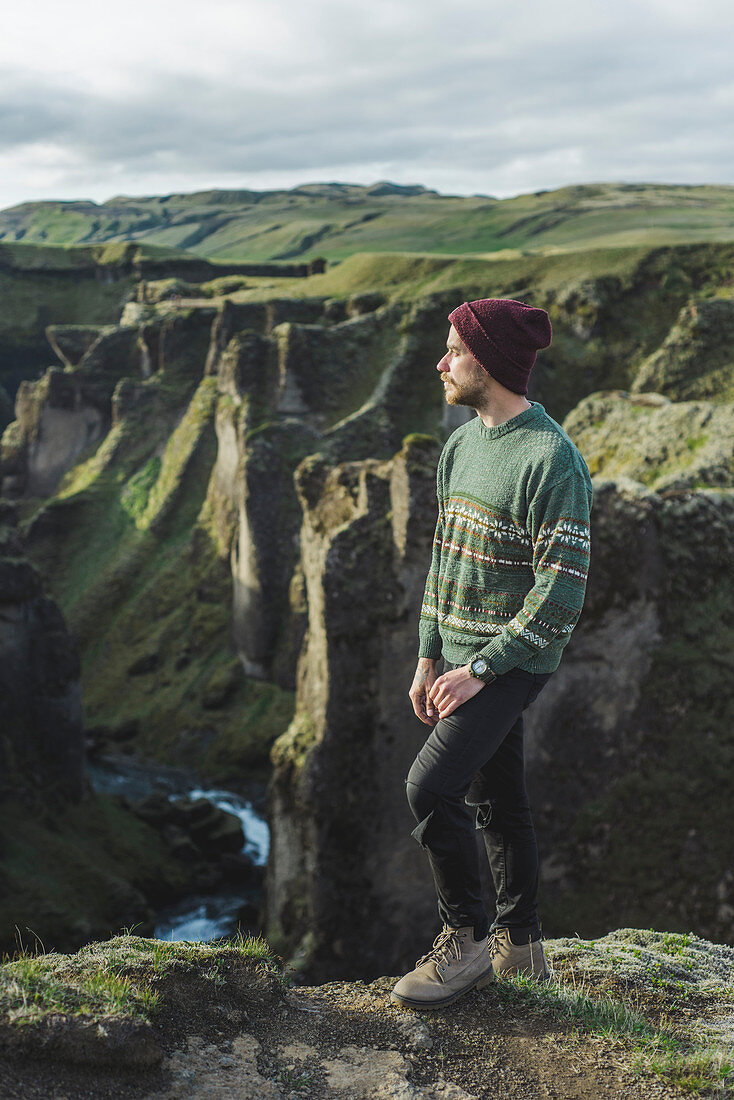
[632,296,734,402]
[0,241,323,422]
[267,438,442,980]
[266,425,734,977]
[1,929,732,1099]
[0,504,181,956]
[1,238,732,961]
[0,501,84,803]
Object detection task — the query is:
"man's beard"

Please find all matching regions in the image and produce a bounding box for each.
[443,377,486,409]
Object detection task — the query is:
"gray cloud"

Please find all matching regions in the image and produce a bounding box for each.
[1,0,733,207]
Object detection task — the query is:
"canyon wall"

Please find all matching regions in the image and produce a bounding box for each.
[264,400,733,978]
[0,501,84,804]
[0,240,731,961]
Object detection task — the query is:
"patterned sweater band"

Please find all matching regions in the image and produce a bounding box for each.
[418,401,593,677]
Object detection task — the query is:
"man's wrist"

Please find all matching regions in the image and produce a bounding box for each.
[468,654,497,683]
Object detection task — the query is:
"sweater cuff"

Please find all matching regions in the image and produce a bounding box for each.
[418,623,443,660]
[475,635,523,677]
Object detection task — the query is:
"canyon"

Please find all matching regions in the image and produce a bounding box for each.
[0,227,732,982]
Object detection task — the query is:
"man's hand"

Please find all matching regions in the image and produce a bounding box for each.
[428,664,485,719]
[409,658,440,725]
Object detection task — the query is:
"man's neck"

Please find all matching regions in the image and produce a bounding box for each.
[474,392,532,428]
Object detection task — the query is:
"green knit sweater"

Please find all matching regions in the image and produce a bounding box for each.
[418,401,593,675]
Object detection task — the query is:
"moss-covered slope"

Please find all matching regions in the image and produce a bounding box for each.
[0,793,212,959]
[21,368,293,783]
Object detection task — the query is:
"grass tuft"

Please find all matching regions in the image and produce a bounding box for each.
[0,931,281,1031]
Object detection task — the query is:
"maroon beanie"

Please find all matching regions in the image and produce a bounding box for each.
[448,298,552,395]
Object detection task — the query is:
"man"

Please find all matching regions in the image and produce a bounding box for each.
[391,297,593,1010]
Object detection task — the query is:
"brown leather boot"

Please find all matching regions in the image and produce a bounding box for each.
[488,927,550,980]
[391,925,493,1010]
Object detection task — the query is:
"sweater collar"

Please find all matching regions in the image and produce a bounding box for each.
[473,400,545,440]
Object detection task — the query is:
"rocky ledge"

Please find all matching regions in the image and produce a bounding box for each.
[1,929,732,1099]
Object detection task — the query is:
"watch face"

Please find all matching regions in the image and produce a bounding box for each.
[472,658,488,675]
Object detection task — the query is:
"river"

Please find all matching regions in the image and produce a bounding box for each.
[87,754,269,943]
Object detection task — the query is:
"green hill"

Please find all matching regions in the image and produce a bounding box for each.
[2,181,734,262]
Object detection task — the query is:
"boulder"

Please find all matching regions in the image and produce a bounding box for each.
[170,796,245,857]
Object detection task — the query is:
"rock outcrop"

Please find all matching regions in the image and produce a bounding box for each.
[267,436,442,980]
[563,389,734,490]
[632,296,734,402]
[0,313,213,498]
[1,929,731,1099]
[2,368,109,497]
[267,426,734,978]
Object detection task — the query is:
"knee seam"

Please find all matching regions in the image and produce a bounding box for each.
[406,779,440,821]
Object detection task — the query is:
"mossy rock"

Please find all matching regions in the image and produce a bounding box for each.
[547,928,734,1000]
[632,296,734,402]
[563,390,734,490]
[270,711,319,776]
[0,932,280,1068]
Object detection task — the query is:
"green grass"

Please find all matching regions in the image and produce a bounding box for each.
[3,182,734,263]
[1,951,160,1024]
[0,930,277,1028]
[120,455,162,520]
[497,968,734,1096]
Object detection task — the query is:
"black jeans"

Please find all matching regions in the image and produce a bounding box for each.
[406,660,553,940]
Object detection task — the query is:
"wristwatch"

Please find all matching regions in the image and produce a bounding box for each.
[469,655,497,683]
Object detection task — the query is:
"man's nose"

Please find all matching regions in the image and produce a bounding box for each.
[437,353,450,373]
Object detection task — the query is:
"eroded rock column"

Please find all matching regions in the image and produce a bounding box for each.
[266,436,442,980]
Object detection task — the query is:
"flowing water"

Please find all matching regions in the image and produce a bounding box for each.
[87,756,269,943]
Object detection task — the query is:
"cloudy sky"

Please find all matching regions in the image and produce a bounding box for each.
[2,0,733,210]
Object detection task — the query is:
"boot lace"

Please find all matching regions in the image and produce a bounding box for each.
[415,926,464,975]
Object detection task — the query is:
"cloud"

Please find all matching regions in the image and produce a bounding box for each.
[0,0,733,207]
